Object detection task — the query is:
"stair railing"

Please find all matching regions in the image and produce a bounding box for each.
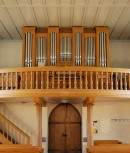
[0,114,30,144]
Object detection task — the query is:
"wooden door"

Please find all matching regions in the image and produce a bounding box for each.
[48,103,81,153]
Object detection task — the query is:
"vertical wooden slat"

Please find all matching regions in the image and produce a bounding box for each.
[128,73,130,90]
[47,71,49,89]
[41,71,43,89]
[15,72,18,90]
[101,72,103,89]
[2,73,4,90]
[80,71,82,89]
[58,71,60,89]
[25,71,28,89]
[85,71,88,89]
[120,73,122,90]
[52,71,54,89]
[11,72,13,90]
[124,73,127,90]
[115,72,118,90]
[69,71,71,89]
[36,71,38,89]
[20,72,23,89]
[30,71,33,89]
[63,71,65,89]
[95,72,98,89]
[111,72,113,90]
[90,72,93,89]
[6,73,9,90]
[106,72,108,90]
[74,71,77,89]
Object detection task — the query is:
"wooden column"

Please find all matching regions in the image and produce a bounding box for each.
[84,97,95,147]
[34,98,46,146]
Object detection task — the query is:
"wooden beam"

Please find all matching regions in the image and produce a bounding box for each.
[34,97,46,107]
[84,97,95,147]
[34,98,46,147]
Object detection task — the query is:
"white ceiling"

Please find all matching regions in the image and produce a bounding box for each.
[0,0,130,40]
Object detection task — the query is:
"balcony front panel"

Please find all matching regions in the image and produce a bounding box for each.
[0,67,130,98]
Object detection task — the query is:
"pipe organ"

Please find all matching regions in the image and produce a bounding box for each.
[22,26,109,67]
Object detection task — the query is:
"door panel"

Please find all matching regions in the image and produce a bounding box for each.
[49,124,65,151]
[49,103,81,153]
[66,124,81,152]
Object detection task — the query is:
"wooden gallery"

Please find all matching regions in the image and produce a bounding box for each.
[0,2,130,153]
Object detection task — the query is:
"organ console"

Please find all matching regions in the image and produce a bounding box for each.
[22,26,110,67]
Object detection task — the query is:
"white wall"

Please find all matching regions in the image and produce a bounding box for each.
[82,101,130,152]
[110,40,130,68]
[0,41,22,68]
[0,40,130,68]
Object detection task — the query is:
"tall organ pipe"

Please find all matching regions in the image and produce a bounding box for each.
[93,37,95,66]
[79,33,82,65]
[54,32,56,65]
[90,37,93,66]
[50,33,52,65]
[104,33,107,67]
[99,33,102,67]
[28,33,30,67]
[25,33,28,67]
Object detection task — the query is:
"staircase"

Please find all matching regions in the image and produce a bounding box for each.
[0,114,30,144]
[0,103,33,144]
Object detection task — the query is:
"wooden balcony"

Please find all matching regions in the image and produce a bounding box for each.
[0,66,130,98]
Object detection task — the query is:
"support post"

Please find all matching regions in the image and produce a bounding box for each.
[84,97,95,148]
[34,98,46,146]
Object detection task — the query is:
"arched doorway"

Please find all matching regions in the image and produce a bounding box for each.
[48,103,82,153]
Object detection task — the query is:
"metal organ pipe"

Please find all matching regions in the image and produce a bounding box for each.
[102,32,104,67]
[64,37,66,61]
[27,32,30,67]
[84,36,96,66]
[88,37,90,66]
[54,32,57,65]
[68,37,71,61]
[50,33,52,65]
[40,37,43,62]
[79,33,82,65]
[99,32,107,67]
[75,33,82,66]
[25,33,28,67]
[93,37,95,66]
[52,32,54,65]
[104,33,107,67]
[90,37,93,66]
[36,37,47,66]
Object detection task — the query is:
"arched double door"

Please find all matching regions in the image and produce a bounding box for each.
[48,103,82,153]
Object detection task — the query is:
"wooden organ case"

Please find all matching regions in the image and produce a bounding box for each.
[22,26,110,67]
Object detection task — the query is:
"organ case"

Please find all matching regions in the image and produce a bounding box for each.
[22,26,110,67]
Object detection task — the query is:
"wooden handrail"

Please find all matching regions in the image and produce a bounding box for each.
[0,114,30,144]
[0,66,130,91]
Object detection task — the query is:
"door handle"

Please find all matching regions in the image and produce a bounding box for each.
[61,133,68,137]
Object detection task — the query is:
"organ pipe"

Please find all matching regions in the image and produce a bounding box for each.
[24,32,33,67]
[99,32,107,67]
[36,37,47,66]
[85,36,96,66]
[75,33,82,66]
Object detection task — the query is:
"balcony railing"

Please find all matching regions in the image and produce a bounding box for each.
[0,66,130,91]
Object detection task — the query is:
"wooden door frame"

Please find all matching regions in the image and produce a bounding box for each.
[48,103,82,153]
